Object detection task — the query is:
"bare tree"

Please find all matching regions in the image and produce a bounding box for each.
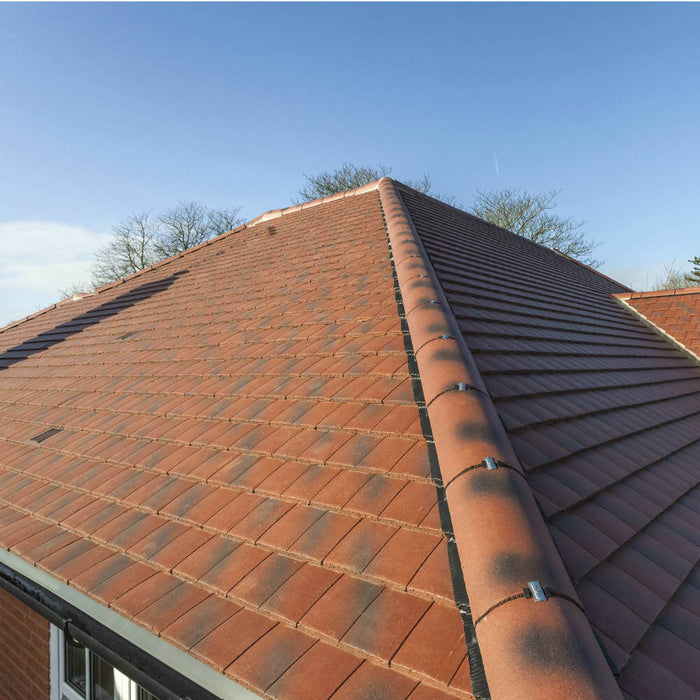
[470,188,601,268]
[156,202,243,259]
[207,207,245,237]
[58,281,94,299]
[296,163,392,202]
[61,203,243,295]
[403,174,459,207]
[653,261,690,290]
[92,213,160,287]
[296,163,457,205]
[155,202,210,259]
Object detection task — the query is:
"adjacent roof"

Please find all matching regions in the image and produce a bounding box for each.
[0,179,698,700]
[616,287,700,359]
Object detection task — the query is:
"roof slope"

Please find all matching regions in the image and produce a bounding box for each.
[398,184,700,700]
[616,288,700,359]
[1,180,698,700]
[0,191,471,698]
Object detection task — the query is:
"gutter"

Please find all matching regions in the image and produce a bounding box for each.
[0,549,261,700]
[378,178,622,700]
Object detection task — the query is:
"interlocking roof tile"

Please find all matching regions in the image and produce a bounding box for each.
[1,178,697,699]
[616,288,700,358]
[396,182,699,699]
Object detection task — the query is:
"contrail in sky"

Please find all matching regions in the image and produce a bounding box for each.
[493,151,500,175]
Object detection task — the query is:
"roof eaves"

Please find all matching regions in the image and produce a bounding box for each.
[378,178,622,700]
[0,549,261,700]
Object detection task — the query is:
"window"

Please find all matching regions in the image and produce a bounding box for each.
[51,625,158,700]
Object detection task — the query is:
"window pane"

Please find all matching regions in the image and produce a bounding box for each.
[136,687,158,700]
[91,654,118,700]
[64,639,87,697]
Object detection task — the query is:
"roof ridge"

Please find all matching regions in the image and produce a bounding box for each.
[246,179,384,228]
[377,178,622,699]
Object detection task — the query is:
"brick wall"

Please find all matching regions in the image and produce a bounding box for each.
[0,587,51,700]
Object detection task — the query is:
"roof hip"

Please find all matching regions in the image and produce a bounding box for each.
[378,178,622,700]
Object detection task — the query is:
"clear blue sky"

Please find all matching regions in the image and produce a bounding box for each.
[1,3,699,325]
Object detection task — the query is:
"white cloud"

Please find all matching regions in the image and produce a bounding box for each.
[0,220,110,327]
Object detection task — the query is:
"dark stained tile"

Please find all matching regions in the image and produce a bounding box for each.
[173,534,240,581]
[111,571,181,618]
[137,581,210,633]
[200,543,270,595]
[341,588,431,662]
[191,609,276,672]
[364,528,440,589]
[267,639,362,700]
[288,511,359,563]
[162,594,242,650]
[90,561,159,605]
[229,497,294,542]
[392,603,467,685]
[257,505,325,551]
[407,539,457,604]
[329,661,419,700]
[225,624,316,693]
[344,474,406,517]
[300,576,384,643]
[262,563,341,624]
[229,552,303,607]
[324,519,397,573]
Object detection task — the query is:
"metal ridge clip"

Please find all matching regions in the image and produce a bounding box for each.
[524,580,549,602]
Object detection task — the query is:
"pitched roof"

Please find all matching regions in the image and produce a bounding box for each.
[615,287,700,359]
[0,179,698,700]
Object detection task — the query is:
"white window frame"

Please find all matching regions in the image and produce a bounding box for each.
[50,624,153,700]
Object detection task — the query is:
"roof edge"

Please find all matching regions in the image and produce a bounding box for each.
[615,285,700,300]
[551,248,634,292]
[389,180,632,294]
[614,294,700,364]
[0,181,387,335]
[378,178,622,700]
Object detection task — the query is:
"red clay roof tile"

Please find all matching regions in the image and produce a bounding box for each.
[329,660,419,700]
[616,288,700,357]
[341,586,431,662]
[224,624,317,694]
[396,181,699,699]
[267,640,362,700]
[2,179,696,699]
[324,518,397,574]
[392,603,467,686]
[190,609,276,672]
